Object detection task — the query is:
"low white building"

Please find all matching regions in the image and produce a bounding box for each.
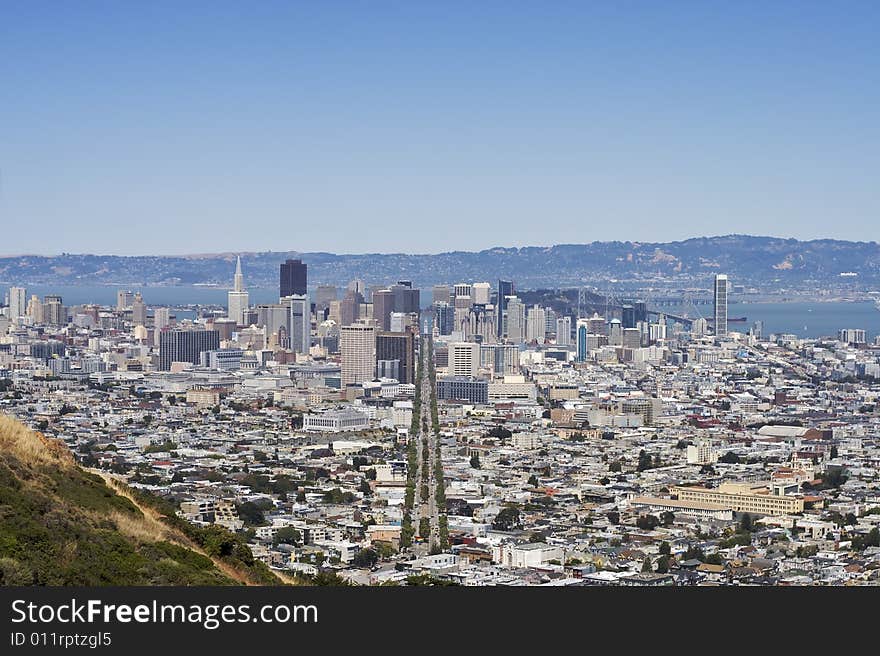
[492,543,563,568]
[302,407,369,432]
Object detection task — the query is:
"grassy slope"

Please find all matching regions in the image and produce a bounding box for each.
[0,415,281,586]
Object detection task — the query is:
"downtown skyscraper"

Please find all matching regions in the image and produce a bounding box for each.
[714,274,728,337]
[280,259,307,298]
[228,256,249,326]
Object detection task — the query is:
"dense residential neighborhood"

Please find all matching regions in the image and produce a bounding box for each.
[3,268,880,587]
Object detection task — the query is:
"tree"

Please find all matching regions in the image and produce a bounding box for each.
[636,515,660,531]
[272,527,301,546]
[236,501,268,527]
[492,506,522,531]
[352,548,379,568]
[659,541,671,555]
[704,553,724,565]
[527,474,539,487]
[739,513,754,533]
[719,451,741,464]
[375,541,396,559]
[641,556,653,573]
[470,453,481,469]
[606,510,620,525]
[844,513,857,526]
[636,450,653,472]
[359,479,372,496]
[661,511,675,526]
[655,555,670,573]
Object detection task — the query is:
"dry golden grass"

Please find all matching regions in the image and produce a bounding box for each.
[108,510,171,544]
[0,414,74,468]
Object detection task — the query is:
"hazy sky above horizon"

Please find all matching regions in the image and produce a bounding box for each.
[1,1,878,256]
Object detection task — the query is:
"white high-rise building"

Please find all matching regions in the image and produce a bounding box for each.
[556,316,572,346]
[526,305,546,343]
[714,274,728,337]
[472,282,491,305]
[8,287,26,323]
[453,283,472,301]
[227,256,249,326]
[449,341,480,377]
[340,323,376,386]
[505,296,526,343]
[153,307,171,346]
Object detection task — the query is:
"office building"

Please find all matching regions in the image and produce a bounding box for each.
[373,289,394,331]
[43,295,65,326]
[622,327,641,349]
[496,279,513,338]
[449,341,480,377]
[131,292,147,326]
[608,319,622,346]
[153,307,170,346]
[340,323,376,386]
[257,304,290,346]
[453,283,473,306]
[376,328,416,384]
[433,302,454,336]
[751,320,763,340]
[314,285,337,312]
[838,328,867,345]
[159,328,220,370]
[340,290,363,326]
[556,316,572,346]
[287,294,310,354]
[505,296,526,342]
[437,376,489,404]
[432,285,451,305]
[116,290,133,312]
[481,343,520,376]
[576,319,589,362]
[8,287,26,323]
[280,259,307,298]
[200,348,244,371]
[377,359,401,381]
[227,256,249,326]
[472,282,491,305]
[391,281,420,315]
[587,313,606,335]
[714,274,728,337]
[9,287,27,323]
[526,305,546,343]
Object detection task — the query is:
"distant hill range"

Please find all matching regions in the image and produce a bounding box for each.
[2,235,879,290]
[0,415,283,586]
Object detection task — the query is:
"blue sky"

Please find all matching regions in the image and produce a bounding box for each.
[1,1,877,255]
